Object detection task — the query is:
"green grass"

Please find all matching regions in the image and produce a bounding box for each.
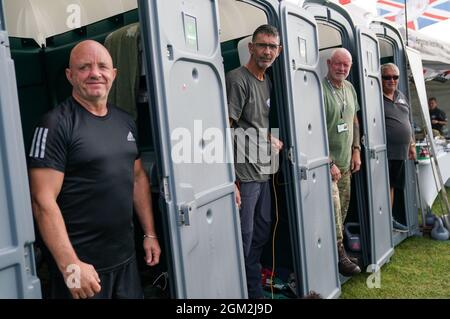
[340,187,450,299]
[429,187,450,217]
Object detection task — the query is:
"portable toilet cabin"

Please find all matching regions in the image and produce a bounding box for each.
[0,4,41,299]
[1,0,340,298]
[202,0,341,298]
[303,0,394,275]
[2,0,247,299]
[1,0,342,299]
[370,20,421,245]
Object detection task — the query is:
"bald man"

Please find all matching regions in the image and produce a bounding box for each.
[28,40,160,299]
[322,48,361,276]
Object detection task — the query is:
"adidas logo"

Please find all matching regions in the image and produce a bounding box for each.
[127,131,136,142]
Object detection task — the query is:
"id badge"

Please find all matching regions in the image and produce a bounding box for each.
[337,121,349,133]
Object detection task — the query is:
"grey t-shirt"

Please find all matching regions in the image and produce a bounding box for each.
[384,90,413,160]
[226,66,272,182]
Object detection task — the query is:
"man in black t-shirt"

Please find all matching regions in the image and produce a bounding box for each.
[28,40,161,299]
[428,97,448,134]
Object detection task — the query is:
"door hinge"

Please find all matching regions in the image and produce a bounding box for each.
[178,204,192,226]
[361,135,367,147]
[288,147,295,164]
[161,177,171,202]
[0,32,9,47]
[166,45,174,61]
[299,165,308,180]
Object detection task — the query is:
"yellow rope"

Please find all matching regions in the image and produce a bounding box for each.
[271,174,279,299]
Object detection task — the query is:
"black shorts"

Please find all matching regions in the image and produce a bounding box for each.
[388,160,405,190]
[48,255,143,299]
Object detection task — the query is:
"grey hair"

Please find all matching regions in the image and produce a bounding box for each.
[330,48,353,62]
[252,24,279,42]
[381,63,400,75]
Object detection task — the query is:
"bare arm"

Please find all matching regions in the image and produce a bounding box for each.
[29,168,100,299]
[133,159,161,266]
[229,118,242,208]
[351,116,361,173]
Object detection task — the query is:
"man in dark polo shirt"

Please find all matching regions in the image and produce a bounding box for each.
[381,63,416,232]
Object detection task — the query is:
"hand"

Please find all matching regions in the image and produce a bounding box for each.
[351,149,361,173]
[143,237,161,266]
[409,144,417,160]
[62,261,101,299]
[235,184,241,209]
[330,163,341,182]
[270,135,283,154]
[431,119,438,124]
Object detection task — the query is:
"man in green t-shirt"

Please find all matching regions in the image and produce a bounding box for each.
[322,48,361,277]
[226,25,283,299]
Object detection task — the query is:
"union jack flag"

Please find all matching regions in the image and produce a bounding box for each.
[339,0,450,30]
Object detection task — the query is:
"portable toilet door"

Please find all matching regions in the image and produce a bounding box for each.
[277,0,340,298]
[0,2,41,298]
[370,20,420,245]
[354,25,394,271]
[137,0,246,298]
[304,0,394,272]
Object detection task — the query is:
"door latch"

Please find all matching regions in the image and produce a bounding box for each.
[299,166,308,180]
[178,204,192,226]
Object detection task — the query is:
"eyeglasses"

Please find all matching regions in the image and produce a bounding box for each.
[382,75,399,80]
[253,42,281,51]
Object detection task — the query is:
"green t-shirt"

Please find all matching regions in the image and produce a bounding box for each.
[226,66,272,182]
[322,78,360,169]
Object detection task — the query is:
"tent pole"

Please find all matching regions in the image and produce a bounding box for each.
[404,0,409,46]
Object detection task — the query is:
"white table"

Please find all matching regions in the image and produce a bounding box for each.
[417,151,450,208]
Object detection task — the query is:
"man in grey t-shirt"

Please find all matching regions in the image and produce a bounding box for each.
[381,63,416,232]
[226,25,283,299]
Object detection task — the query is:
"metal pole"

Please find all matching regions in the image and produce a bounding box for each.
[414,161,427,229]
[0,0,5,31]
[404,0,409,46]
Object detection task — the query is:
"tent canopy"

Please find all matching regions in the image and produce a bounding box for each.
[332,0,450,79]
[3,0,138,46]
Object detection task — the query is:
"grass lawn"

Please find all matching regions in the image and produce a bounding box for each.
[340,188,450,299]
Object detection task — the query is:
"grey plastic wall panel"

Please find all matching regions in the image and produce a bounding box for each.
[280,2,340,298]
[356,29,394,268]
[404,160,419,234]
[167,62,229,193]
[0,267,19,298]
[0,31,41,299]
[138,0,246,298]
[370,154,394,265]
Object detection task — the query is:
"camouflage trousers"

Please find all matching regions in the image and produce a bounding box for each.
[332,168,351,242]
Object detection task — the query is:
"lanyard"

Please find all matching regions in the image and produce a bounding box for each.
[327,78,346,119]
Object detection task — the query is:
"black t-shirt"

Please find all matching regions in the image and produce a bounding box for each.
[28,97,140,272]
[429,107,447,133]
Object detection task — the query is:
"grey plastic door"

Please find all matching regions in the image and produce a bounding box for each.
[370,21,419,235]
[279,1,340,298]
[138,0,246,298]
[355,27,394,268]
[0,11,41,298]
